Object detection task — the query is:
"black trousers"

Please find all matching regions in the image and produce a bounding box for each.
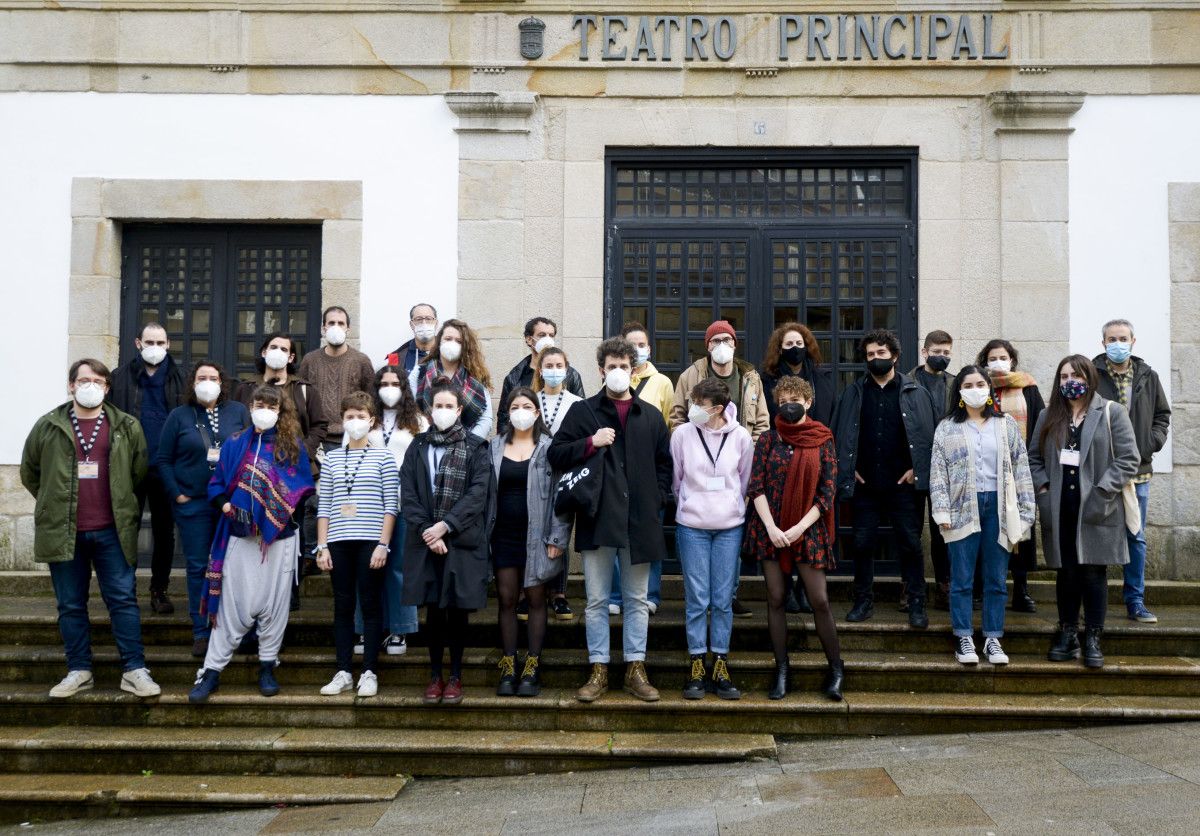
[851,483,926,603]
[1056,562,1108,629]
[330,540,385,673]
[926,494,949,586]
[137,468,176,593]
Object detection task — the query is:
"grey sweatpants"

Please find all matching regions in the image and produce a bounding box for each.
[203,533,297,671]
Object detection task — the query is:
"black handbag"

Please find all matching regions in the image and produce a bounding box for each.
[553,401,606,516]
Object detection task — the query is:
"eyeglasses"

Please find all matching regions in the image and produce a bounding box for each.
[709,337,735,346]
[412,316,437,325]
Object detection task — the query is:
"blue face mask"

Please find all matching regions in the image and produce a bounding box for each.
[1105,342,1132,364]
[542,368,567,388]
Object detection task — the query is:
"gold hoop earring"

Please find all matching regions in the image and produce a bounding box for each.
[958,399,965,408]
[986,397,994,405]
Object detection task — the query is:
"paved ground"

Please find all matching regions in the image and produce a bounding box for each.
[10,722,1200,834]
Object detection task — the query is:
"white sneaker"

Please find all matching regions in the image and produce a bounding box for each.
[384,634,407,656]
[49,670,94,699]
[353,636,365,656]
[984,637,1010,665]
[320,670,354,695]
[357,671,378,697]
[647,601,658,615]
[120,668,162,697]
[608,604,621,616]
[955,636,979,665]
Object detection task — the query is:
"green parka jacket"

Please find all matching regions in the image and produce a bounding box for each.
[20,402,148,565]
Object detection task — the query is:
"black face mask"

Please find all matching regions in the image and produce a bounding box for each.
[926,355,951,373]
[781,346,807,367]
[866,358,894,378]
[778,402,807,423]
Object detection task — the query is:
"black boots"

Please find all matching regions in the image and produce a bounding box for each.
[908,597,929,630]
[846,598,874,622]
[517,655,541,697]
[258,661,280,696]
[1011,580,1037,613]
[496,654,517,696]
[768,661,789,700]
[682,655,706,700]
[1048,623,1081,661]
[1083,627,1105,669]
[711,655,741,701]
[822,660,845,702]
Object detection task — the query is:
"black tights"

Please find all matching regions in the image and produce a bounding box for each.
[497,567,546,657]
[425,605,469,679]
[1056,564,1108,629]
[763,561,842,666]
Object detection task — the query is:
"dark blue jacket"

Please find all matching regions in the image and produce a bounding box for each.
[154,400,251,500]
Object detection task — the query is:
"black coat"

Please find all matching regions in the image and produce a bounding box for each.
[548,393,672,563]
[831,372,939,500]
[761,361,836,427]
[109,355,185,417]
[399,431,494,609]
[498,356,586,433]
[1092,354,1171,478]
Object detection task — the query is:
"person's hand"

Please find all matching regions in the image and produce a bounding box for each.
[370,545,388,569]
[767,525,791,549]
[422,521,449,545]
[222,502,233,516]
[547,544,564,559]
[854,471,865,484]
[591,427,616,448]
[1038,487,1049,495]
[784,522,808,544]
[898,469,915,485]
[429,538,448,555]
[316,548,332,572]
[176,495,189,504]
[940,523,951,531]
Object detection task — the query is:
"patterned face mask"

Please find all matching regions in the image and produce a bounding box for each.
[1059,378,1089,401]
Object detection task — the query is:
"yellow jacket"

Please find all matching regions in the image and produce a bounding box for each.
[631,361,674,426]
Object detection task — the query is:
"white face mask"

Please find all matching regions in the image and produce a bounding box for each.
[432,407,459,431]
[324,325,347,347]
[987,359,1011,374]
[509,409,537,432]
[961,387,990,409]
[344,418,371,441]
[688,403,714,425]
[605,368,631,395]
[710,343,735,366]
[379,386,402,408]
[140,345,167,366]
[264,348,290,370]
[414,324,437,343]
[634,347,651,367]
[73,382,105,409]
[194,380,221,404]
[440,340,462,362]
[251,408,278,431]
[533,336,555,354]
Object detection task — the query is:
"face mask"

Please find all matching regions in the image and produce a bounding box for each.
[1105,342,1132,364]
[927,355,951,373]
[379,386,402,408]
[866,358,894,377]
[987,359,1011,374]
[509,409,537,432]
[710,343,735,366]
[194,380,221,404]
[1060,379,1089,401]
[440,340,462,363]
[324,325,347,347]
[605,368,631,395]
[634,347,651,367]
[432,408,458,431]
[960,387,989,409]
[782,346,806,367]
[414,324,437,343]
[264,348,290,370]
[541,368,567,389]
[73,382,105,409]
[688,404,714,425]
[533,336,555,354]
[251,408,278,431]
[778,402,806,423]
[343,418,371,441]
[140,345,167,366]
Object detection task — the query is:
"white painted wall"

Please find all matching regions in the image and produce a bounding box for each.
[0,92,457,464]
[1069,95,1200,472]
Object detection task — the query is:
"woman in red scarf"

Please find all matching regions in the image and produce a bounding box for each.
[745,376,843,702]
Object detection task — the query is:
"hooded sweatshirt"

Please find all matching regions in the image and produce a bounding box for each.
[670,401,755,531]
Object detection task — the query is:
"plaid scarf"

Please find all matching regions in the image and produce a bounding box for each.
[416,361,489,432]
[428,421,472,521]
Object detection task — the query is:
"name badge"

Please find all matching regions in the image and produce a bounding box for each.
[705,476,726,492]
[340,503,358,518]
[1060,450,1081,467]
[78,461,99,480]
[206,447,220,465]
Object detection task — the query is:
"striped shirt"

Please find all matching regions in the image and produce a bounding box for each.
[317,446,399,543]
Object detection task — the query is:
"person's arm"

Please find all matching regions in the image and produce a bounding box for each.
[1098,402,1141,496]
[155,411,185,500]
[361,355,378,397]
[548,402,594,470]
[316,457,333,525]
[468,388,493,440]
[566,367,586,399]
[669,375,688,430]
[1025,385,1046,445]
[1149,369,1172,454]
[750,377,769,440]
[653,416,673,509]
[497,373,514,435]
[655,378,673,428]
[128,420,149,491]
[1027,412,1050,493]
[736,431,754,496]
[399,441,434,531]
[19,422,43,499]
[1010,418,1036,527]
[928,424,952,527]
[303,382,328,459]
[670,430,686,496]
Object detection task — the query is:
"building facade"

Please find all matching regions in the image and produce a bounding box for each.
[1,2,1198,575]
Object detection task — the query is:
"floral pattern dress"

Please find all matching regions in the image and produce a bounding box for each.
[744,431,837,571]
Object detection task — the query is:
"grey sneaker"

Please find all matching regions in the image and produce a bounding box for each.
[49,670,94,699]
[120,668,161,697]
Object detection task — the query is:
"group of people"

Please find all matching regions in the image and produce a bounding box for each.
[20,300,1170,705]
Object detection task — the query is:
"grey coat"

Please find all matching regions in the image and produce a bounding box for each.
[486,434,573,587]
[1028,396,1140,568]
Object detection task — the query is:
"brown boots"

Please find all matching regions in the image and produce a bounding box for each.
[575,661,660,703]
[576,663,608,702]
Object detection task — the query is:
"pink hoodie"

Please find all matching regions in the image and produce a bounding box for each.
[670,401,755,531]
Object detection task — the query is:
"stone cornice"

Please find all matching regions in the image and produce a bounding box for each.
[987,90,1085,130]
[445,90,538,132]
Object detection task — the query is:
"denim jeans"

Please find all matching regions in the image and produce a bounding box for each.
[947,492,1010,639]
[174,499,217,641]
[355,516,419,636]
[49,526,146,672]
[676,524,743,656]
[610,557,662,608]
[583,547,650,663]
[1122,481,1151,608]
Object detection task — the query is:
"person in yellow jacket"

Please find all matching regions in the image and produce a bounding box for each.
[621,322,674,426]
[670,321,770,441]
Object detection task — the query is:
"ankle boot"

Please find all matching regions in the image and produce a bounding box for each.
[1083,626,1105,669]
[821,660,845,702]
[908,597,929,630]
[258,661,280,697]
[682,654,707,700]
[1047,623,1081,661]
[1011,580,1037,613]
[575,663,608,703]
[624,661,660,702]
[711,655,741,701]
[933,581,951,611]
[768,660,789,701]
[496,654,517,697]
[189,668,220,704]
[516,654,541,697]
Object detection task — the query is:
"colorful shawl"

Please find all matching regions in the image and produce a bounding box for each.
[990,370,1038,440]
[428,422,471,521]
[201,427,314,624]
[416,361,489,431]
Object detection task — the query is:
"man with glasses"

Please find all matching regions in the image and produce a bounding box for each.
[671,320,769,440]
[386,303,440,383]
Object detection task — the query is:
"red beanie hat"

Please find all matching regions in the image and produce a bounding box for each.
[705,320,736,344]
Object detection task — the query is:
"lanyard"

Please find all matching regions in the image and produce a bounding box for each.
[194,407,220,449]
[539,391,564,430]
[695,426,729,470]
[69,408,105,461]
[341,448,369,497]
[382,412,397,448]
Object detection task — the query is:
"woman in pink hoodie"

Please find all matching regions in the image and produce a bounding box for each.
[670,377,755,701]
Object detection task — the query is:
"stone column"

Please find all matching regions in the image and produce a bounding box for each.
[1167,183,1200,578]
[987,91,1084,387]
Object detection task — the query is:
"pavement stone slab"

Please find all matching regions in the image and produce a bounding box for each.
[715,791,994,834]
[581,775,759,814]
[755,767,901,803]
[1056,751,1185,787]
[260,801,391,833]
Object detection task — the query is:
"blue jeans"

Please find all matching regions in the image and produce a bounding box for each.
[49,526,146,672]
[610,558,662,608]
[583,547,650,663]
[947,492,1009,639]
[174,499,217,641]
[1122,481,1151,608]
[355,516,419,636]
[676,524,743,656]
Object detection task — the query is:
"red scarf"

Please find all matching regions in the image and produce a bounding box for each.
[773,415,835,557]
